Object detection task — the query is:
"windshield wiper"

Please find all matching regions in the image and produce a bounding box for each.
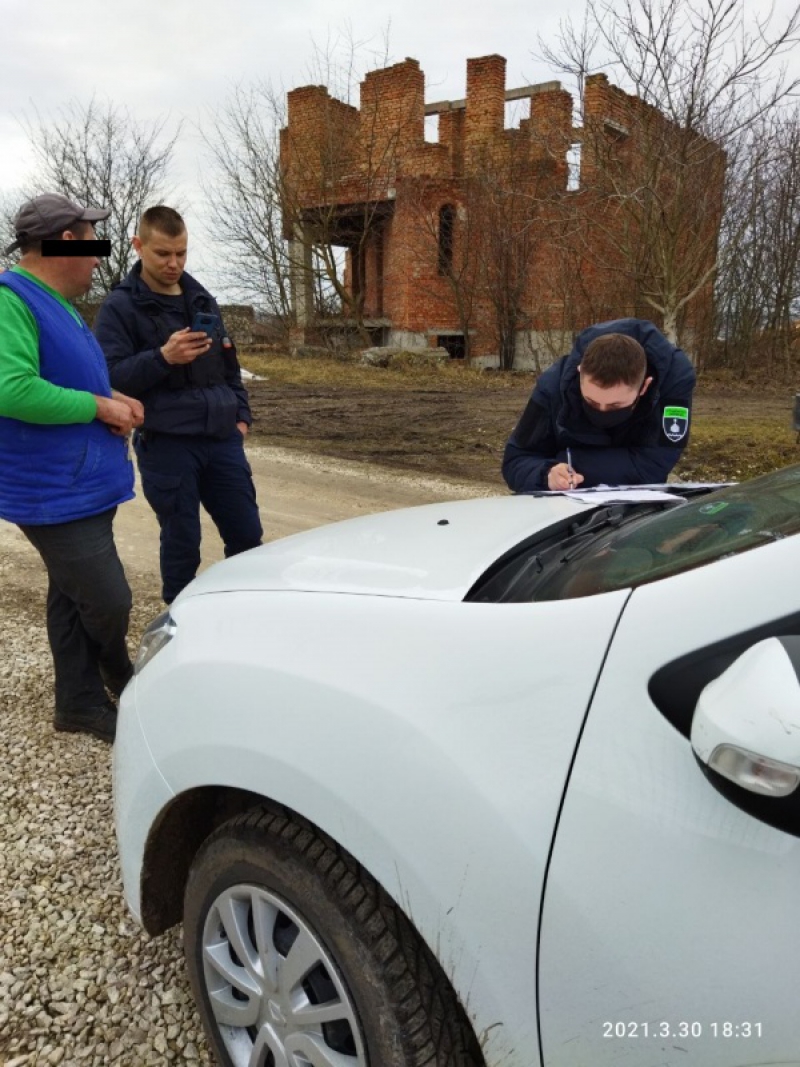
[554,504,661,563]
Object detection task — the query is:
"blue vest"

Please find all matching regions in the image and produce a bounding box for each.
[0,271,134,525]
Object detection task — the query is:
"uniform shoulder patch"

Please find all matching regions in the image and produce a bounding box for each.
[663,405,689,442]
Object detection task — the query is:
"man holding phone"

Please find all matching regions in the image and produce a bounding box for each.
[94,205,262,604]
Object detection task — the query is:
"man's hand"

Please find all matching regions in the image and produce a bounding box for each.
[94,395,138,436]
[112,391,145,427]
[548,462,585,491]
[160,327,212,365]
[237,421,249,436]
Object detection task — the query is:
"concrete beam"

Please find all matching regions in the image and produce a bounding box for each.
[424,80,562,115]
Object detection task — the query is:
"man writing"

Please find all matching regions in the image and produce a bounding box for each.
[0,193,144,743]
[94,205,262,604]
[502,319,696,492]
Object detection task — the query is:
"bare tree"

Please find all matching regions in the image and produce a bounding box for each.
[204,29,413,345]
[22,97,180,295]
[0,188,27,272]
[543,194,606,356]
[539,0,800,344]
[765,112,800,364]
[469,145,548,370]
[716,107,800,374]
[200,83,292,327]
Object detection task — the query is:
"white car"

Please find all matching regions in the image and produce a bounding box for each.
[114,465,800,1067]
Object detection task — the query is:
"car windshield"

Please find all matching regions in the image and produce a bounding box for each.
[528,465,800,601]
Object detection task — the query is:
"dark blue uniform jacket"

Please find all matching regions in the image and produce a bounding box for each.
[502,319,696,492]
[94,262,252,439]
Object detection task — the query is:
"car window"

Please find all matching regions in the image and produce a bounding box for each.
[531,465,800,601]
[468,466,800,604]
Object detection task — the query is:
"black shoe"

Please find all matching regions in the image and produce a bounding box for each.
[99,663,134,700]
[54,701,118,743]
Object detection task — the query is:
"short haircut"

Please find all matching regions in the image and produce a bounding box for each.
[580,333,647,388]
[18,219,94,256]
[138,205,186,243]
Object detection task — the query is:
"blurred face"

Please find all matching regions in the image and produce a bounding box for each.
[133,228,187,293]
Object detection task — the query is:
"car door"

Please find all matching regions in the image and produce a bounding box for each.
[538,532,800,1066]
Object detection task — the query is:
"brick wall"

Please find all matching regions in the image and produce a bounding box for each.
[465,55,506,157]
[281,55,725,363]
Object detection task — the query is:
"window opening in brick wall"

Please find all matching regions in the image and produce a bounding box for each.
[438,333,465,359]
[438,204,455,275]
[424,113,440,143]
[504,98,530,130]
[566,142,582,191]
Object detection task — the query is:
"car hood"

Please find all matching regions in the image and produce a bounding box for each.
[177,495,592,603]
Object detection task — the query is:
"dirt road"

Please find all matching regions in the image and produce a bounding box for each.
[0,444,499,608]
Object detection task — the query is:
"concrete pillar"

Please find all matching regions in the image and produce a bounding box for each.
[289,222,314,333]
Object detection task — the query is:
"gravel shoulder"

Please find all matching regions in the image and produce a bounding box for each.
[0,446,493,1067]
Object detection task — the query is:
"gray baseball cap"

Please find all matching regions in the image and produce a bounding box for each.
[4,193,110,255]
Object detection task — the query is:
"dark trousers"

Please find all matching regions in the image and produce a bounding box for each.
[19,509,133,715]
[135,431,263,604]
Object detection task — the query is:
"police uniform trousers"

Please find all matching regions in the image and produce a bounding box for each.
[134,430,263,604]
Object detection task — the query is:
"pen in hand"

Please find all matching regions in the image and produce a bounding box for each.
[566,448,575,490]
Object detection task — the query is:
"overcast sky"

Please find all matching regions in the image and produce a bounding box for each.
[2,0,798,300]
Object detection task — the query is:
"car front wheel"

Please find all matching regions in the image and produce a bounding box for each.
[183,805,483,1067]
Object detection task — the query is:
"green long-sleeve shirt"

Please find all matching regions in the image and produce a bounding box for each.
[0,267,97,424]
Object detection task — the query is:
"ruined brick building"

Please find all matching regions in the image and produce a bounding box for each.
[281,55,724,367]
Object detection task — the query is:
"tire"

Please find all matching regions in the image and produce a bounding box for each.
[183,805,485,1067]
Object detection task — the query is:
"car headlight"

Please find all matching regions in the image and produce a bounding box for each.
[134,611,177,674]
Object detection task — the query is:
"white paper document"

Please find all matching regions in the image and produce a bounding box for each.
[534,482,734,505]
[560,488,682,504]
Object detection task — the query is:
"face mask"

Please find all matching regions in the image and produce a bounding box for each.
[581,398,638,429]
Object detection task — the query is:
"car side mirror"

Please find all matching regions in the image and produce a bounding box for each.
[691,636,800,798]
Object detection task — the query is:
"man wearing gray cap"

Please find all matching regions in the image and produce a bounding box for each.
[0,193,144,743]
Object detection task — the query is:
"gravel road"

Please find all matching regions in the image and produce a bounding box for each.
[0,446,494,1067]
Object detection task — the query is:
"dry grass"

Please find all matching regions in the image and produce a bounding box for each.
[679,419,798,482]
[240,349,526,393]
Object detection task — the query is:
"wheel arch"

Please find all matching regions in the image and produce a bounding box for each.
[140,784,263,935]
[140,787,490,1064]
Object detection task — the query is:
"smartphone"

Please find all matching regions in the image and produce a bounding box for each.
[191,312,220,338]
